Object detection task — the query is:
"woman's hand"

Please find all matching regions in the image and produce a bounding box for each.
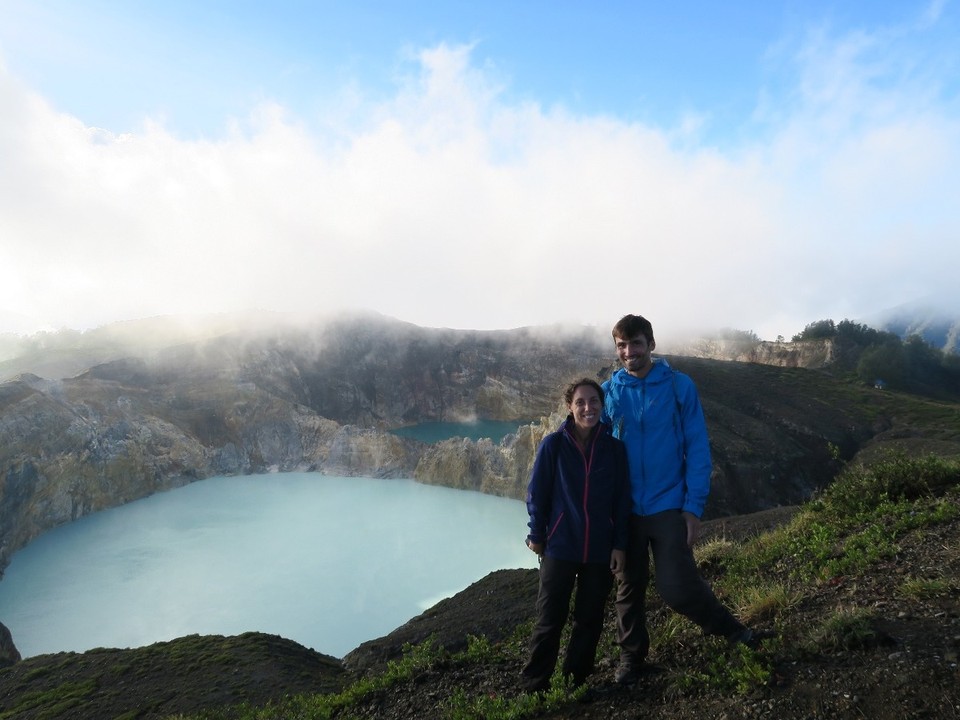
[610,548,626,575]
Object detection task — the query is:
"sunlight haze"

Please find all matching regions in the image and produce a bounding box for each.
[1,1,958,341]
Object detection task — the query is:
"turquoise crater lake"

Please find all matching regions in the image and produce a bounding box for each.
[0,473,537,659]
[390,419,529,444]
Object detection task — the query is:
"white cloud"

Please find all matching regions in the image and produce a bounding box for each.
[1,26,958,344]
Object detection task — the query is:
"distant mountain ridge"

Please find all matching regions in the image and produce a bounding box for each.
[869,294,960,353]
[876,307,960,354]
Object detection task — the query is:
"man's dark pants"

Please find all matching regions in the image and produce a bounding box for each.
[521,555,614,691]
[616,510,744,663]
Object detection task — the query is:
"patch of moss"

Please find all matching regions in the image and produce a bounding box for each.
[0,679,99,720]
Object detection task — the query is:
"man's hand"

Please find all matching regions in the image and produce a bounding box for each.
[681,511,701,548]
[526,538,544,555]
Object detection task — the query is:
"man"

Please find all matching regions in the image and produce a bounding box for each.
[601,314,761,686]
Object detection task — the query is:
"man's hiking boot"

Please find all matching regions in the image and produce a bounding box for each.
[614,656,643,685]
[730,627,776,650]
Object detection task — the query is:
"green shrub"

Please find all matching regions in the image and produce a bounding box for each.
[816,452,959,519]
[898,577,954,600]
[805,606,878,653]
[673,638,771,696]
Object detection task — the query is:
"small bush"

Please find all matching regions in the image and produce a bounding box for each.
[805,606,878,653]
[898,577,953,600]
[444,672,584,720]
[731,583,801,625]
[673,638,771,695]
[817,453,960,519]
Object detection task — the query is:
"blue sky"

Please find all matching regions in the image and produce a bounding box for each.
[1,1,958,343]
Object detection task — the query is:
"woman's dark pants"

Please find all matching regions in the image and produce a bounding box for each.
[521,555,614,691]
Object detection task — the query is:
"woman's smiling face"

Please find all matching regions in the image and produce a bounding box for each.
[569,384,602,434]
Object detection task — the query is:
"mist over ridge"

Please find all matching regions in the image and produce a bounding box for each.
[2,300,957,384]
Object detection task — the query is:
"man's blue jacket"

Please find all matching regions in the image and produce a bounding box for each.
[601,359,713,518]
[525,416,630,565]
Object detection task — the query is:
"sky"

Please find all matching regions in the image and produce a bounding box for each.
[1,1,958,343]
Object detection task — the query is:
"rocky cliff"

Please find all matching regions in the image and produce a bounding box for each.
[676,336,837,368]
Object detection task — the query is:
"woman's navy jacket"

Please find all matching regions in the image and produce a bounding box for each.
[525,416,631,565]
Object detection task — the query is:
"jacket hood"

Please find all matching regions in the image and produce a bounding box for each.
[608,358,673,387]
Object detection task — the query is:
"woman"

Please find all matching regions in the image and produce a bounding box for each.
[520,378,630,692]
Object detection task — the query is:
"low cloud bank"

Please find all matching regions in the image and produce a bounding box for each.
[1,20,958,341]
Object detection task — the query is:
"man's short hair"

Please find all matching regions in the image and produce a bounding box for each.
[612,314,655,345]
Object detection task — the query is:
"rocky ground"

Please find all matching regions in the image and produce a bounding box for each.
[2,505,958,720]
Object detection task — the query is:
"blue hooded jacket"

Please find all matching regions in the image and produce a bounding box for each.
[601,359,713,518]
[525,417,630,565]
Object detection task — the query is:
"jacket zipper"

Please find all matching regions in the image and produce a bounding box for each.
[580,430,599,563]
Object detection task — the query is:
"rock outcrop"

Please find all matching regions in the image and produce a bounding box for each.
[0,621,20,667]
[413,411,560,499]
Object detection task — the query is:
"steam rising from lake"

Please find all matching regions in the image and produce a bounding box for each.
[0,473,537,659]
